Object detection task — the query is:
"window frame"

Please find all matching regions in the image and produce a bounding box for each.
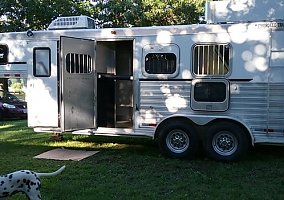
[192,43,232,78]
[142,44,180,78]
[190,79,230,112]
[33,47,51,77]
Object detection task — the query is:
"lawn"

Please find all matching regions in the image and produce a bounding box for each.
[1,120,284,200]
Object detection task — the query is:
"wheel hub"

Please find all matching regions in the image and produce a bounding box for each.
[218,135,234,150]
[172,134,185,147]
[166,129,189,153]
[212,131,238,156]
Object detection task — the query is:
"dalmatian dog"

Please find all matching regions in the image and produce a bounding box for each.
[0,166,65,200]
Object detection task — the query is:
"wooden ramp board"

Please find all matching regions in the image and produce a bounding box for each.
[34,148,99,161]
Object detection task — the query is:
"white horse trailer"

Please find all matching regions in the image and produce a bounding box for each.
[0,0,284,161]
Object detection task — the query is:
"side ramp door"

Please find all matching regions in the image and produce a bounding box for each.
[60,36,95,131]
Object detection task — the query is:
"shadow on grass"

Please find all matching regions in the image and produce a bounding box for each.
[248,145,284,160]
[0,120,160,160]
[1,121,284,200]
[58,134,160,159]
[71,134,284,162]
[73,134,156,147]
[2,120,284,162]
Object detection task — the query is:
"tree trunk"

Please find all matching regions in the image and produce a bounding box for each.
[0,78,8,91]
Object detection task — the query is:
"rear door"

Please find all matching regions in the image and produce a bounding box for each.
[60,36,95,131]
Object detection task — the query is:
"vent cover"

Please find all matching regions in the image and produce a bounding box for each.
[48,15,96,30]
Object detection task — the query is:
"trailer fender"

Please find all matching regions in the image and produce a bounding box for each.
[154,114,254,146]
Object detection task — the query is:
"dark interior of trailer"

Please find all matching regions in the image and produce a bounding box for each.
[96,40,133,128]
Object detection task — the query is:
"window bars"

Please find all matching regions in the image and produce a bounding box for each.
[193,44,231,76]
[66,53,92,74]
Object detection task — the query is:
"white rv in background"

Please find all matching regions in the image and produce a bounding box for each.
[0,0,284,161]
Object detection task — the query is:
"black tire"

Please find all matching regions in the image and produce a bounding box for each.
[203,122,249,162]
[157,121,199,159]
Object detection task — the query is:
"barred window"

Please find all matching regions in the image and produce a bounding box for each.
[145,53,176,74]
[192,44,231,76]
[66,53,92,74]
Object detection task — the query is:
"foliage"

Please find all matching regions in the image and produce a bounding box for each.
[10,82,22,93]
[1,120,284,200]
[0,0,205,98]
[92,0,206,28]
[0,0,96,32]
[0,0,206,32]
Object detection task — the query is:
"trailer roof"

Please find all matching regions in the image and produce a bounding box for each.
[0,20,283,41]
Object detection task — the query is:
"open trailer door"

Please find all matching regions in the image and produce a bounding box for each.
[60,36,95,131]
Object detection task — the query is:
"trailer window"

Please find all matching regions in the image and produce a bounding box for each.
[33,48,51,77]
[0,44,8,64]
[192,44,231,76]
[194,82,226,102]
[145,53,176,74]
[191,79,229,111]
[66,53,92,74]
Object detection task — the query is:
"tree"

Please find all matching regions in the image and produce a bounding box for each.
[0,0,205,91]
[0,0,96,32]
[0,0,206,31]
[0,0,96,90]
[94,0,206,28]
[141,0,205,26]
[0,79,8,91]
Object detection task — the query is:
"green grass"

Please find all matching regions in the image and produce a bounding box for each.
[1,120,284,200]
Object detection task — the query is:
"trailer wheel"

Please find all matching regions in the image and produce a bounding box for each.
[203,122,248,162]
[157,122,198,159]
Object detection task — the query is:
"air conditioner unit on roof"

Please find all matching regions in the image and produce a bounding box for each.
[48,15,96,30]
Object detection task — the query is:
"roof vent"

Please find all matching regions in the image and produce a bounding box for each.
[48,15,96,30]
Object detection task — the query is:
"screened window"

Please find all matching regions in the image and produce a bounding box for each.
[194,82,226,102]
[66,53,92,74]
[33,48,51,77]
[0,44,8,64]
[193,44,231,76]
[145,53,176,74]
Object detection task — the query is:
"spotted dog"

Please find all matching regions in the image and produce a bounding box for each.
[0,166,65,200]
